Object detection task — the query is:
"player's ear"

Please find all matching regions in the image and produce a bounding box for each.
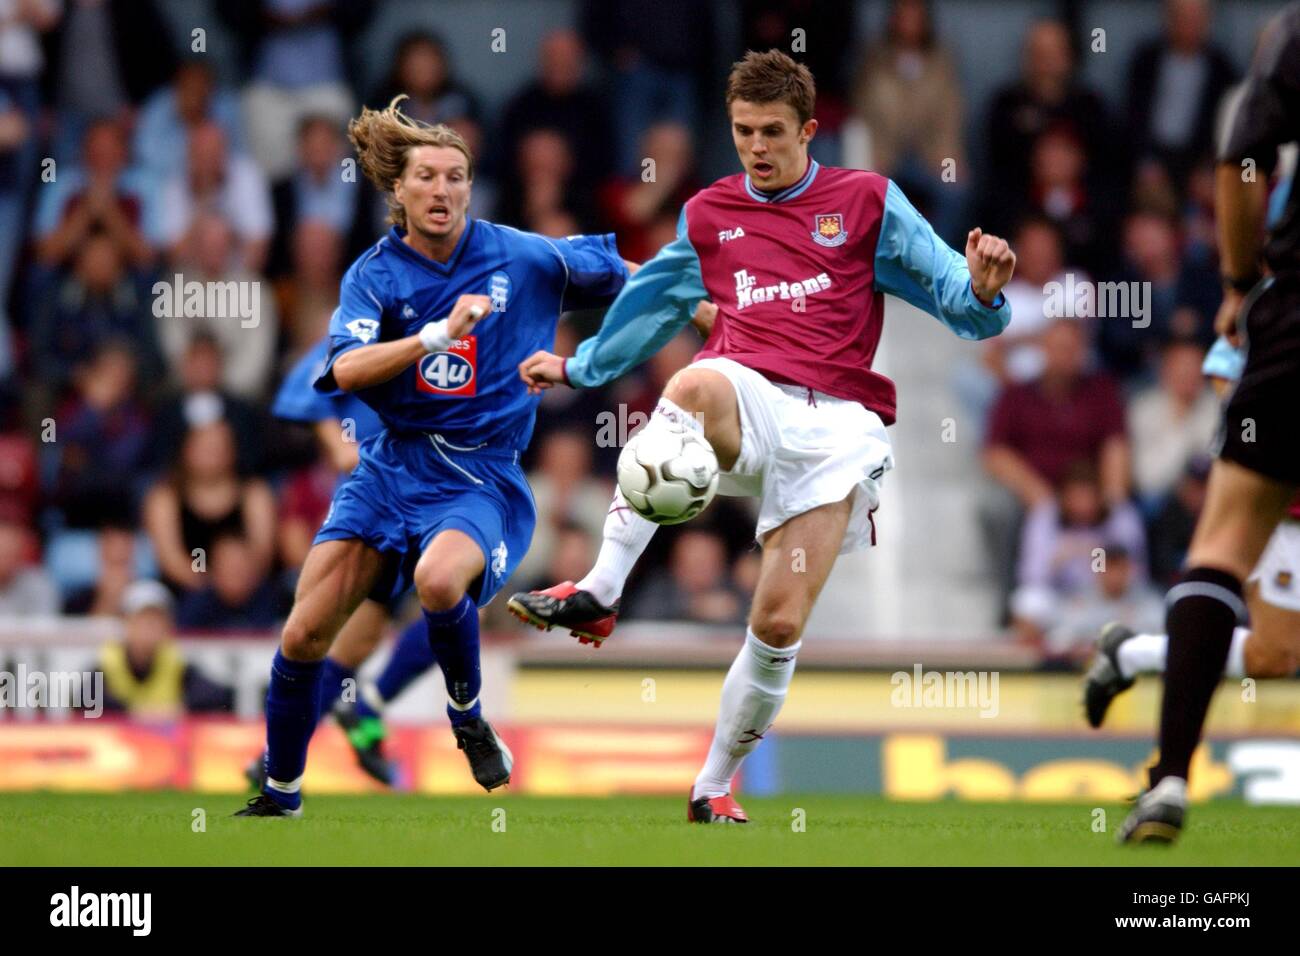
[800,118,819,145]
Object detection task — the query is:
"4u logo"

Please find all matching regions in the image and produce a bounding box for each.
[418,336,477,396]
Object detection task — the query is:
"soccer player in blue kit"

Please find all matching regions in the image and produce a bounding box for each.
[244,335,436,788]
[236,98,631,816]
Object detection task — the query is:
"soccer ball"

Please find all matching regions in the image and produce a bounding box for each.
[617,425,719,525]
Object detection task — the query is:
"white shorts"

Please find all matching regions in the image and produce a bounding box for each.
[1249,520,1300,612]
[691,357,894,554]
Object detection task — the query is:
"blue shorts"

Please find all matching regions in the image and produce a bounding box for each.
[314,430,536,608]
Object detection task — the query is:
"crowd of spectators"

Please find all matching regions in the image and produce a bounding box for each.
[0,1,1274,664]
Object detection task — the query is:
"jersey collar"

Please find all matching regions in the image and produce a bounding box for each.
[744,158,819,204]
[389,219,476,275]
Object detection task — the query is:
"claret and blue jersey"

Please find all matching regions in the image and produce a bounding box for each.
[310,219,628,607]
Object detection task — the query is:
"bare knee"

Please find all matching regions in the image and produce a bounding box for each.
[749,603,805,647]
[280,618,332,662]
[1244,637,1299,679]
[415,564,468,612]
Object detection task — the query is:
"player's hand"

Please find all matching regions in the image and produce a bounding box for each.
[690,300,718,338]
[1214,288,1246,348]
[966,228,1016,304]
[519,350,568,395]
[447,294,494,340]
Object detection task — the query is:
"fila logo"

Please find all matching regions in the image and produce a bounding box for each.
[718,226,746,244]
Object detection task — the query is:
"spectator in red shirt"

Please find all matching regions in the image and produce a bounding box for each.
[979,318,1131,619]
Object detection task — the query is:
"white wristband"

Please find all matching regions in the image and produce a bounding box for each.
[419,319,454,353]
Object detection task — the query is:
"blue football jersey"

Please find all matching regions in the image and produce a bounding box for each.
[316,221,628,450]
[272,337,385,440]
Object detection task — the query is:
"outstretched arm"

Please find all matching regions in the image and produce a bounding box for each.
[874,179,1015,339]
[520,208,706,392]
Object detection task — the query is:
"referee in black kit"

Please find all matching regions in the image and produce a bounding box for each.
[1120,1,1300,844]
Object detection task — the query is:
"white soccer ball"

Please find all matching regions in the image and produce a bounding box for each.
[617,425,719,525]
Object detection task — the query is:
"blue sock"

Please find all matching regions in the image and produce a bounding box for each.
[355,618,438,719]
[317,658,354,721]
[424,595,481,726]
[263,650,324,810]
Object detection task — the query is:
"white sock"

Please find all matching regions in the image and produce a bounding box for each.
[692,629,799,800]
[575,487,657,607]
[1225,626,1250,678]
[1116,632,1168,679]
[575,399,701,606]
[1117,627,1251,679]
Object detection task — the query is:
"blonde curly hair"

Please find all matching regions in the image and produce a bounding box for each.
[347,95,474,228]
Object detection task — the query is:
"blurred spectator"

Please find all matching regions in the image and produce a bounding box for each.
[743,0,855,130]
[1011,462,1148,643]
[496,127,596,233]
[598,123,699,263]
[520,521,598,593]
[42,0,176,160]
[981,319,1129,612]
[626,529,747,625]
[852,0,966,244]
[498,29,612,183]
[177,533,281,630]
[581,0,714,174]
[0,518,58,616]
[513,429,612,591]
[32,229,161,405]
[1009,125,1112,276]
[61,521,142,616]
[133,59,247,195]
[154,120,274,273]
[0,398,38,527]
[276,452,335,577]
[157,212,280,400]
[216,0,372,180]
[268,114,365,279]
[0,83,30,374]
[370,31,479,127]
[142,419,275,593]
[1128,337,1218,508]
[1098,210,1218,377]
[148,333,266,478]
[47,342,151,529]
[986,20,1114,225]
[1127,0,1237,188]
[954,217,1084,436]
[33,119,152,272]
[1045,544,1165,659]
[92,579,234,717]
[1148,455,1210,587]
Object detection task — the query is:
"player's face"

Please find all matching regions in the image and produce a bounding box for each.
[729,99,817,191]
[394,145,472,242]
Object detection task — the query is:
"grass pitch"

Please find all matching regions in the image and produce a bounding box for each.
[2,792,1297,866]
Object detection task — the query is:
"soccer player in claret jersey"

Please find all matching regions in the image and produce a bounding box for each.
[235,97,631,817]
[510,50,1017,823]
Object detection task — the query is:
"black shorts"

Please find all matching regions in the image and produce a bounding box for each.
[1219,273,1300,484]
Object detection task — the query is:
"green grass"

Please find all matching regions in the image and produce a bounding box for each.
[2,792,1296,866]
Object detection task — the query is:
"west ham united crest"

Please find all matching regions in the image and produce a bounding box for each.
[812,213,847,247]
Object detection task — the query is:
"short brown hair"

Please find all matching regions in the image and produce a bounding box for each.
[347,95,474,228]
[725,50,816,125]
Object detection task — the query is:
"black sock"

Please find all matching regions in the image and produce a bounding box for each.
[1151,567,1246,787]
